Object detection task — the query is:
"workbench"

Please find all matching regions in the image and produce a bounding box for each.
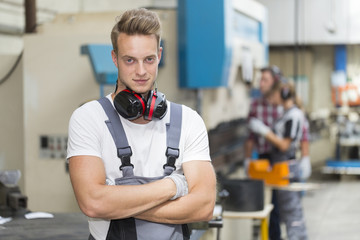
[223,204,273,240]
[0,213,89,240]
[268,182,322,191]
[322,136,360,175]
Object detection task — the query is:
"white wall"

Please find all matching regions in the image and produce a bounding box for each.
[0,55,25,189]
[23,13,112,212]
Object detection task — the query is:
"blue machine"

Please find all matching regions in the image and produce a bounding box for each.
[178,0,268,88]
[81,44,117,97]
[81,44,117,85]
[324,159,360,175]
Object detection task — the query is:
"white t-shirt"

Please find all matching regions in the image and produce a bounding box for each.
[67,94,211,239]
[271,106,304,163]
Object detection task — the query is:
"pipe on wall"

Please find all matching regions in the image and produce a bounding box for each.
[25,0,37,33]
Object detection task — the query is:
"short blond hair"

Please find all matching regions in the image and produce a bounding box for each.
[111,8,161,55]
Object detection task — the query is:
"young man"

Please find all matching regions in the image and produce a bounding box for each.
[245,66,284,162]
[67,8,216,240]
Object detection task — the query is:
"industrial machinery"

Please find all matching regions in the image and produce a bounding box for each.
[0,170,28,217]
[178,0,268,88]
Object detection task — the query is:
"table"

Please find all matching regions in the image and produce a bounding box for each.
[0,213,89,240]
[267,182,322,191]
[223,204,273,240]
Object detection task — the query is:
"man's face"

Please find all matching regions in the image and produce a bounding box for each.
[268,90,282,105]
[111,33,162,95]
[259,71,275,96]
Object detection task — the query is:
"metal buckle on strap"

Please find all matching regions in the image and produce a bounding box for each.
[118,147,134,170]
[163,147,179,169]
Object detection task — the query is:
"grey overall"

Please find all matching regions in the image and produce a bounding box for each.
[271,106,308,240]
[95,97,190,240]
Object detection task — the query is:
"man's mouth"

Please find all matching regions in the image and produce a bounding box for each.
[133,79,149,84]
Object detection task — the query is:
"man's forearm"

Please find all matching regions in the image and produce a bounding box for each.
[135,161,217,224]
[264,131,291,152]
[69,156,177,220]
[135,184,216,224]
[245,139,254,158]
[301,140,309,156]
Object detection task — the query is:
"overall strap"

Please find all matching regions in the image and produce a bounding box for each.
[97,97,133,172]
[164,102,182,175]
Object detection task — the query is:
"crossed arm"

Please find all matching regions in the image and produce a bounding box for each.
[69,156,216,223]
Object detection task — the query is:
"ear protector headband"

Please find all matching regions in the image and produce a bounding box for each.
[114,88,167,121]
[270,65,282,82]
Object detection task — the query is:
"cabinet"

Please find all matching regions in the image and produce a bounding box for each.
[258,0,360,45]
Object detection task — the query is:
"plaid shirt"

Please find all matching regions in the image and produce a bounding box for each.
[248,98,283,154]
[247,98,310,155]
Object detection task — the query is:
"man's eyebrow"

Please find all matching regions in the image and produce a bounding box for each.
[120,54,157,59]
[121,55,134,59]
[145,54,157,58]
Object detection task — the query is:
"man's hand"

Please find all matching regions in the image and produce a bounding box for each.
[299,156,311,180]
[135,161,216,224]
[244,158,252,177]
[248,118,271,136]
[165,172,188,200]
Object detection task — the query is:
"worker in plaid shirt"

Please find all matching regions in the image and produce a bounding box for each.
[245,66,310,240]
[245,66,310,164]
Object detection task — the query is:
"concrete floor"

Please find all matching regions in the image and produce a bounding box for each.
[302,174,360,240]
[1,170,359,240]
[216,166,360,240]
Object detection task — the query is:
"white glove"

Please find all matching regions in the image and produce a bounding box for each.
[248,118,271,136]
[244,158,252,177]
[299,156,312,180]
[165,173,188,200]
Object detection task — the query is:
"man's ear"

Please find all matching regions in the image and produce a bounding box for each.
[111,50,118,68]
[157,47,163,64]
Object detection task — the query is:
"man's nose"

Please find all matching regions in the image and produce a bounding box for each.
[136,62,146,76]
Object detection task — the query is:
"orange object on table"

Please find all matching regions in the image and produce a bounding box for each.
[248,159,290,186]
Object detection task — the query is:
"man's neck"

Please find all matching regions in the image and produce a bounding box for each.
[111,92,150,125]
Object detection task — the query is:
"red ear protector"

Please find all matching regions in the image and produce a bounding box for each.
[114,88,167,121]
[144,90,168,120]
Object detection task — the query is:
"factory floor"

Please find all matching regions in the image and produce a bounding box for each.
[216,166,360,240]
[1,169,359,240]
[302,172,360,240]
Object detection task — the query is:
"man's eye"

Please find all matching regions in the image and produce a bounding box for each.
[126,59,134,64]
[146,57,155,63]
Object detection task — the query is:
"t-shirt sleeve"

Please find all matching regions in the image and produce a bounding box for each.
[181,108,211,163]
[283,115,301,140]
[67,103,103,160]
[284,120,293,138]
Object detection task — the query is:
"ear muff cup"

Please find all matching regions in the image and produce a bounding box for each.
[114,89,146,120]
[281,87,291,100]
[144,90,168,120]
